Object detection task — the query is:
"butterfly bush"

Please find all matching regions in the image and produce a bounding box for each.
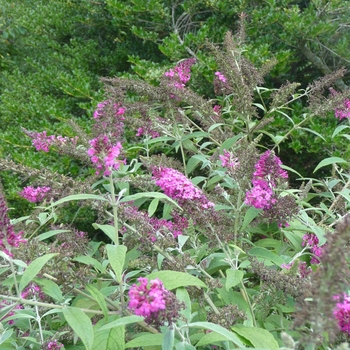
[152,167,214,209]
[128,277,168,317]
[19,186,51,203]
[335,99,350,120]
[215,71,227,83]
[22,129,79,153]
[302,233,324,264]
[333,294,350,335]
[0,194,26,256]
[245,150,288,210]
[44,340,64,350]
[164,58,196,89]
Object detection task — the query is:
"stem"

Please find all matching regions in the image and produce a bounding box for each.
[0,294,159,334]
[9,257,20,297]
[203,292,220,315]
[0,295,119,315]
[33,295,44,344]
[109,172,119,245]
[179,141,187,176]
[272,115,312,151]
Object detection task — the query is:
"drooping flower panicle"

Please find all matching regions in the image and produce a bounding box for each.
[164,58,196,89]
[19,186,51,203]
[152,167,214,209]
[302,233,324,264]
[87,135,123,176]
[333,294,350,335]
[335,99,350,120]
[0,194,26,256]
[245,150,288,210]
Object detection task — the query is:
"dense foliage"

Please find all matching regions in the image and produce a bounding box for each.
[1,14,350,349]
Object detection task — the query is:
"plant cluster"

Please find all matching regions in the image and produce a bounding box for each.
[1,23,350,350]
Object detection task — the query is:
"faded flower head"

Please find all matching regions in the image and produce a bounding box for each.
[0,194,26,256]
[152,167,214,209]
[164,58,196,89]
[19,186,51,203]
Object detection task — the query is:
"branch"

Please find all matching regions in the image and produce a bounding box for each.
[298,41,348,91]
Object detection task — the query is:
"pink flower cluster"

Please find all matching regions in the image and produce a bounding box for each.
[149,212,188,240]
[23,129,78,153]
[0,300,23,325]
[152,167,214,209]
[46,340,64,350]
[245,150,288,210]
[333,294,350,335]
[128,277,168,317]
[335,99,350,120]
[136,119,160,139]
[19,186,51,203]
[93,100,126,119]
[219,149,240,171]
[215,71,227,83]
[87,135,123,176]
[0,195,26,256]
[88,100,125,175]
[164,58,196,89]
[302,233,323,264]
[21,282,45,300]
[121,205,188,241]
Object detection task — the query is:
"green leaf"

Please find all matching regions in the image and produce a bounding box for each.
[148,198,159,217]
[86,285,109,319]
[106,244,127,283]
[241,207,261,231]
[226,269,244,290]
[196,332,231,347]
[299,127,325,141]
[120,192,182,210]
[186,156,202,175]
[0,329,13,345]
[37,229,71,241]
[146,270,207,290]
[48,194,109,208]
[19,253,58,293]
[313,157,349,173]
[248,247,284,266]
[125,333,164,348]
[163,327,175,350]
[220,134,244,152]
[176,288,191,321]
[332,124,350,138]
[34,278,63,302]
[73,256,104,273]
[231,325,279,350]
[187,322,244,348]
[93,325,124,350]
[98,316,144,332]
[93,224,118,245]
[63,307,94,350]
